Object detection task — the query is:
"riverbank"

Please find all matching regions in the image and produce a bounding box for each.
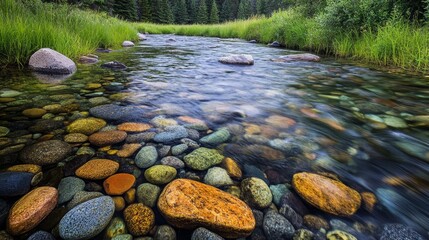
[0,0,137,67]
[137,10,429,73]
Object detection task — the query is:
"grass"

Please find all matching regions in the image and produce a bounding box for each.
[137,10,429,72]
[0,0,138,67]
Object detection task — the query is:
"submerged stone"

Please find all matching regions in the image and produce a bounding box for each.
[219,54,254,65]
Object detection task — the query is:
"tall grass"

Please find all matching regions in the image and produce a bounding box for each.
[137,10,429,72]
[0,0,138,67]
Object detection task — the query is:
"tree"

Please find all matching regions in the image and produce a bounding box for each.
[209,0,219,23]
[256,0,267,15]
[174,0,189,24]
[113,0,138,21]
[237,0,252,19]
[196,0,209,23]
[220,0,239,21]
[138,0,151,21]
[187,0,197,23]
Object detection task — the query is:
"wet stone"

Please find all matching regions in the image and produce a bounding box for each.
[279,204,303,229]
[105,217,127,239]
[19,140,71,165]
[66,191,104,210]
[263,211,295,239]
[58,176,85,205]
[0,126,9,137]
[117,143,142,158]
[241,177,273,209]
[270,184,289,207]
[89,130,127,147]
[293,229,314,240]
[135,145,158,168]
[154,126,188,143]
[171,143,188,155]
[64,133,88,143]
[113,234,133,240]
[303,215,330,231]
[0,172,33,197]
[161,156,185,169]
[158,145,171,158]
[75,159,119,180]
[137,183,161,208]
[29,119,63,133]
[103,173,136,195]
[154,225,176,240]
[191,227,225,240]
[379,224,425,240]
[101,61,127,70]
[204,167,233,187]
[22,108,47,118]
[327,230,357,240]
[127,132,155,143]
[123,203,155,236]
[27,230,56,240]
[89,104,144,121]
[144,165,177,185]
[183,147,224,171]
[199,128,230,146]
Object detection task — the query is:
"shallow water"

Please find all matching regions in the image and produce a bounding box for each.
[1,34,429,238]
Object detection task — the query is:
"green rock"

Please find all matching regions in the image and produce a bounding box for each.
[199,128,230,146]
[105,217,127,239]
[327,230,357,240]
[241,177,273,209]
[0,127,9,137]
[171,143,188,156]
[0,90,22,98]
[293,229,314,240]
[203,167,233,187]
[67,118,107,135]
[137,183,161,208]
[154,225,176,240]
[112,234,133,240]
[183,147,224,170]
[144,165,177,185]
[270,184,289,207]
[382,116,407,128]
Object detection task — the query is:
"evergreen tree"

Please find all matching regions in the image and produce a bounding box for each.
[237,0,252,19]
[221,0,239,21]
[138,0,151,21]
[175,0,189,24]
[163,0,174,23]
[113,0,138,21]
[209,0,219,23]
[187,0,197,23]
[256,0,267,15]
[196,0,209,23]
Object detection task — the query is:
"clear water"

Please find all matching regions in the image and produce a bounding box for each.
[1,35,429,237]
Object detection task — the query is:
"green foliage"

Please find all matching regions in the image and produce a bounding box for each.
[138,0,151,22]
[196,0,209,23]
[113,0,138,21]
[174,0,189,24]
[237,0,253,19]
[209,0,220,23]
[221,0,239,22]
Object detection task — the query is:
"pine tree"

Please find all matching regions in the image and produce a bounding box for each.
[113,0,138,21]
[237,0,252,19]
[209,0,219,23]
[138,0,151,21]
[163,0,174,23]
[256,0,267,15]
[187,0,197,23]
[196,0,208,23]
[175,0,189,24]
[220,0,238,21]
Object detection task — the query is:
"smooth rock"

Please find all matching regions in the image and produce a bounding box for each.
[113,196,126,212]
[118,122,152,132]
[154,126,188,143]
[90,104,144,121]
[7,187,58,235]
[122,41,135,47]
[270,184,288,207]
[27,230,56,240]
[75,159,119,180]
[171,143,188,155]
[127,132,156,143]
[123,203,155,236]
[379,224,424,240]
[183,147,224,170]
[161,156,185,169]
[279,204,303,229]
[103,173,136,195]
[89,130,127,147]
[157,179,255,238]
[0,90,22,98]
[22,108,47,118]
[20,140,71,165]
[137,183,161,208]
[0,126,9,137]
[219,54,254,65]
[327,230,357,240]
[105,217,127,239]
[241,177,273,209]
[199,128,230,146]
[0,172,33,197]
[191,227,224,240]
[64,133,88,143]
[144,165,177,185]
[135,146,158,168]
[29,48,76,74]
[101,61,127,70]
[272,53,321,62]
[117,143,142,158]
[204,167,233,187]
[154,225,176,240]
[263,211,295,239]
[59,196,115,240]
[222,157,242,179]
[79,56,98,64]
[58,176,85,205]
[292,172,361,216]
[66,191,103,210]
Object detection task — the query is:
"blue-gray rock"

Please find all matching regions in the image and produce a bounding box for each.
[0,199,9,226]
[186,128,201,140]
[158,145,171,158]
[379,224,424,240]
[272,53,321,62]
[89,104,145,121]
[27,230,56,240]
[58,176,85,205]
[137,183,161,208]
[181,138,200,149]
[154,126,188,143]
[218,54,254,65]
[0,172,33,197]
[172,144,188,155]
[66,191,103,210]
[270,184,289,207]
[279,204,303,229]
[243,164,269,185]
[252,210,264,228]
[101,61,127,70]
[154,225,176,240]
[135,146,158,169]
[330,219,358,235]
[161,156,185,169]
[279,191,309,216]
[113,234,133,240]
[199,128,230,146]
[191,227,224,240]
[263,211,295,239]
[268,41,281,47]
[59,196,115,240]
[29,48,77,74]
[19,140,71,166]
[204,167,233,187]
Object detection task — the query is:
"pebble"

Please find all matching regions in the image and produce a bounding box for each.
[113,234,133,240]
[66,117,106,135]
[22,108,47,118]
[0,172,33,197]
[154,126,188,143]
[161,156,185,169]
[126,132,156,143]
[144,165,177,185]
[199,128,230,146]
[90,104,144,121]
[0,89,22,98]
[379,224,425,240]
[118,122,152,132]
[27,230,56,240]
[124,188,136,204]
[327,230,357,240]
[135,145,158,168]
[58,176,86,205]
[222,157,242,179]
[171,143,188,155]
[181,138,200,149]
[89,130,127,147]
[75,159,119,180]
[59,196,115,240]
[113,196,126,211]
[204,167,233,187]
[7,187,58,235]
[151,116,178,128]
[293,229,314,240]
[29,119,63,133]
[279,204,303,229]
[361,192,377,212]
[154,225,176,240]
[158,145,171,158]
[0,126,9,137]
[183,147,224,170]
[19,140,71,165]
[64,133,88,143]
[66,191,103,210]
[117,143,142,157]
[270,184,289,207]
[137,183,161,207]
[103,173,136,195]
[241,177,273,209]
[303,215,330,231]
[123,203,155,236]
[191,227,224,240]
[263,211,295,239]
[105,217,127,239]
[122,41,135,47]
[218,54,254,65]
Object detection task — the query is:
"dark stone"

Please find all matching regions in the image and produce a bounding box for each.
[252,210,264,228]
[63,154,92,177]
[268,41,281,47]
[0,199,9,226]
[243,164,269,185]
[29,119,63,133]
[84,182,103,192]
[279,191,309,216]
[279,204,303,229]
[379,224,424,240]
[249,40,257,43]
[38,167,64,187]
[0,172,33,197]
[263,211,295,239]
[20,140,71,166]
[191,227,224,240]
[96,48,112,53]
[39,207,68,231]
[154,225,176,240]
[27,230,56,240]
[126,132,156,143]
[101,61,127,70]
[78,56,98,64]
[89,104,145,121]
[250,228,266,240]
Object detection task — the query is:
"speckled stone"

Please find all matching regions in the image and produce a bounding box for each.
[137,183,161,208]
[66,191,103,210]
[58,176,86,205]
[203,167,233,187]
[327,230,357,240]
[135,146,158,169]
[89,130,127,147]
[117,143,142,158]
[144,165,177,185]
[154,225,176,240]
[118,122,152,132]
[66,118,106,135]
[183,147,224,171]
[64,133,88,143]
[263,211,295,239]
[241,177,273,209]
[22,108,47,118]
[59,196,115,240]
[161,156,185,169]
[75,159,119,180]
[105,217,127,239]
[153,126,188,143]
[171,144,188,155]
[191,227,224,240]
[19,140,71,165]
[27,231,56,240]
[123,203,155,236]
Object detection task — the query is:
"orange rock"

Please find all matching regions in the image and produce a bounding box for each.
[222,157,242,179]
[300,108,319,118]
[103,173,136,195]
[124,203,155,236]
[265,115,296,129]
[7,187,58,235]
[117,122,152,132]
[361,192,377,212]
[157,179,255,238]
[292,172,361,216]
[117,143,142,158]
[75,159,119,180]
[259,125,278,138]
[88,130,127,147]
[244,123,261,135]
[124,188,136,204]
[178,116,206,125]
[6,164,42,174]
[112,196,126,212]
[313,118,345,132]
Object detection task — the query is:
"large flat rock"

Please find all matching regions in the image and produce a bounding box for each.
[29,48,76,74]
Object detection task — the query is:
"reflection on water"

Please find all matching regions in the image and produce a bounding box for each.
[1,34,429,236]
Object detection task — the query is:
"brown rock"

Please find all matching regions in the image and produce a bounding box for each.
[157,179,255,238]
[117,122,152,132]
[222,157,242,179]
[64,133,88,143]
[292,172,361,216]
[178,116,206,125]
[75,159,119,180]
[22,108,47,118]
[124,188,136,204]
[117,143,142,158]
[6,164,42,174]
[265,115,296,129]
[112,196,126,212]
[361,192,377,212]
[303,215,330,231]
[89,130,127,147]
[104,173,136,195]
[7,187,58,235]
[124,203,155,236]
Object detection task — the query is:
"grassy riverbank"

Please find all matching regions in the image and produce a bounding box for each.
[0,0,137,67]
[137,10,429,72]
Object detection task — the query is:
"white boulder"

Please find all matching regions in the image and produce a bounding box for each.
[218,54,254,65]
[29,48,76,74]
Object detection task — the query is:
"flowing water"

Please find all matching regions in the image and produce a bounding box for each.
[1,35,429,238]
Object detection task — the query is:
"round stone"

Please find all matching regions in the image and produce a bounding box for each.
[222,157,242,179]
[22,108,47,118]
[171,143,188,155]
[27,231,56,240]
[104,173,136,195]
[0,126,9,137]
[89,130,127,147]
[154,225,176,240]
[144,165,177,185]
[263,211,295,239]
[105,217,127,239]
[161,156,185,169]
[7,187,58,235]
[59,196,115,240]
[117,122,152,132]
[64,133,88,143]
[0,172,33,197]
[137,183,161,208]
[199,128,230,146]
[241,177,273,209]
[113,196,126,211]
[75,159,119,180]
[58,176,86,205]
[66,118,106,135]
[19,140,71,165]
[204,167,233,187]
[135,146,158,169]
[123,203,155,236]
[183,147,224,171]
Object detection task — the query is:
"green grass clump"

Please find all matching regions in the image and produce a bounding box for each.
[0,0,138,67]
